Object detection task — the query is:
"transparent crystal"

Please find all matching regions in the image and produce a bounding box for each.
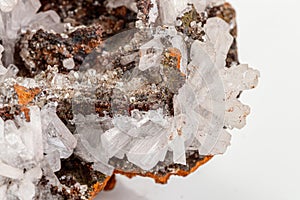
[0,0,63,65]
[106,0,138,13]
[127,132,168,170]
[41,104,77,159]
[0,0,18,13]
[20,106,44,163]
[0,106,47,199]
[0,64,19,83]
[0,161,23,179]
[0,0,259,184]
[158,0,225,25]
[204,18,234,69]
[138,37,164,71]
[45,150,61,172]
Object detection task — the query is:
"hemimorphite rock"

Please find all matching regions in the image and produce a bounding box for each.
[0,0,259,198]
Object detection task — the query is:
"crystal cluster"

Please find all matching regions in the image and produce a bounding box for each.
[0,0,62,66]
[0,0,259,199]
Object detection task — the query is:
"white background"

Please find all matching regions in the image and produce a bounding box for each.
[97,0,300,199]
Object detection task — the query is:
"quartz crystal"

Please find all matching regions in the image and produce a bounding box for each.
[0,0,259,199]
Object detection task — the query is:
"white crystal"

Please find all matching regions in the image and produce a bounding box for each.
[0,0,62,65]
[39,160,61,187]
[222,64,260,99]
[186,38,228,155]
[0,65,5,76]
[101,128,131,158]
[74,113,115,175]
[0,164,43,200]
[72,18,252,172]
[209,130,231,154]
[51,73,71,89]
[159,0,190,25]
[24,166,43,183]
[107,110,170,170]
[0,107,43,169]
[45,150,61,172]
[204,17,233,69]
[148,0,159,24]
[0,184,7,200]
[63,58,75,70]
[1,120,28,168]
[17,167,42,200]
[106,0,138,13]
[0,161,23,179]
[75,135,114,175]
[41,104,77,159]
[138,37,164,71]
[169,135,186,165]
[20,106,44,162]
[127,132,168,170]
[225,99,251,129]
[17,180,35,200]
[0,0,18,12]
[0,64,19,83]
[159,0,225,25]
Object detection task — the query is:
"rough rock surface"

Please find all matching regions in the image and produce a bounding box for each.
[0,0,259,199]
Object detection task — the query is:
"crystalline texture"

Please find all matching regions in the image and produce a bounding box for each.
[21,106,44,162]
[44,150,61,172]
[18,167,42,200]
[0,161,23,179]
[0,0,62,65]
[41,104,77,159]
[73,13,248,171]
[0,107,46,199]
[0,0,18,12]
[0,0,259,194]
[0,106,43,168]
[127,132,168,170]
[138,37,164,71]
[74,113,115,175]
[159,0,225,25]
[159,0,190,25]
[101,128,131,158]
[204,17,234,69]
[106,0,138,12]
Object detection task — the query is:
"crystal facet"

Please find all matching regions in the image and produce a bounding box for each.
[0,0,259,198]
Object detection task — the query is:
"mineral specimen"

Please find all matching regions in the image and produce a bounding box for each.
[0,0,259,199]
